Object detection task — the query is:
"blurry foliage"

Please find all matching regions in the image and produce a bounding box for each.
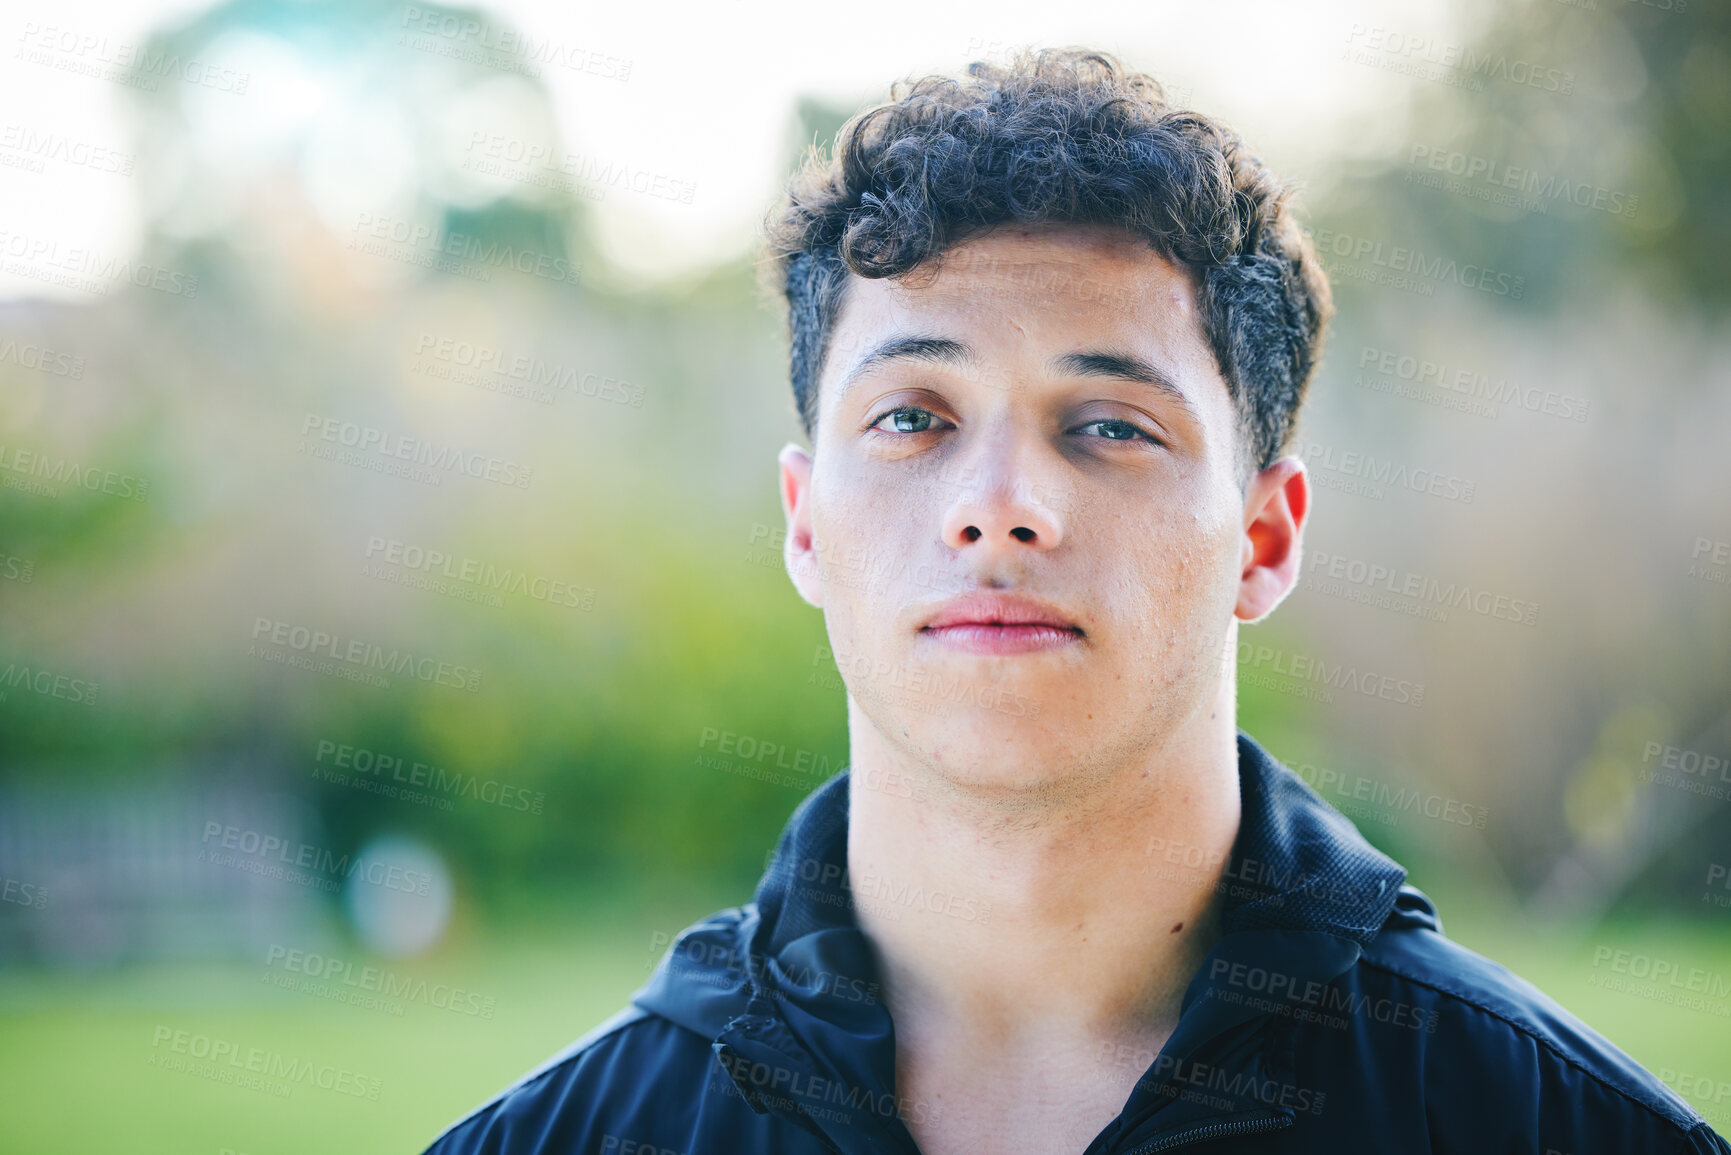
[1,0,1728,929]
[1327,0,1731,313]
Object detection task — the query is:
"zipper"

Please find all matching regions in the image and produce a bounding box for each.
[1123,1111,1293,1153]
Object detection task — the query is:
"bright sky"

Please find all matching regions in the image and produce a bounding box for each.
[0,0,1482,299]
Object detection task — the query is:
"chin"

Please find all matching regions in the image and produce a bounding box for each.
[926,755,1060,797]
[909,715,1094,790]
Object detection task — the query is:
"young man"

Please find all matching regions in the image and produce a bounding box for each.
[422,49,1728,1155]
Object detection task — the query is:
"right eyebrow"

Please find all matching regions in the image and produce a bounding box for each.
[833,335,978,400]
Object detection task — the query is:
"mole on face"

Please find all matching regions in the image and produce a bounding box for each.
[1170,922,1184,934]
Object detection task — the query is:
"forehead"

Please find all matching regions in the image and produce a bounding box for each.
[827,225,1210,366]
[891,223,1198,317]
[820,223,1226,413]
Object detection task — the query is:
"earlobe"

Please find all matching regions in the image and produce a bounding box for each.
[1235,457,1309,623]
[778,443,823,609]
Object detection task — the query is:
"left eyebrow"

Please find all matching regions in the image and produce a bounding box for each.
[1049,350,1200,420]
[836,335,978,401]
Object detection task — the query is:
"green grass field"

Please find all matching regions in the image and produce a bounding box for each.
[1,887,1726,1154]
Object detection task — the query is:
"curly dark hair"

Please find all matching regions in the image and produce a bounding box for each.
[760,47,1333,478]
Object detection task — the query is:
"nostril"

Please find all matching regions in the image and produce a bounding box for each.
[962,526,981,542]
[1011,527,1035,542]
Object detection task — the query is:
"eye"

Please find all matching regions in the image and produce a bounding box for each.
[1075,418,1161,445]
[867,406,950,434]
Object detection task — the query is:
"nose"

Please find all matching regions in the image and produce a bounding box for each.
[937,439,1066,555]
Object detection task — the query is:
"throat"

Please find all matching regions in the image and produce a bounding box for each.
[891,1015,1183,1155]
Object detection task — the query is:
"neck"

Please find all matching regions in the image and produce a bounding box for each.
[844,691,1242,1054]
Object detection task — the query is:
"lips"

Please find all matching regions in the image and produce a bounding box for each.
[918,593,1083,655]
[921,592,1081,632]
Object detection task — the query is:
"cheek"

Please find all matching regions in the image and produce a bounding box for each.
[1112,505,1240,642]
[809,476,904,620]
[1133,506,1220,592]
[812,481,868,568]
[815,461,929,557]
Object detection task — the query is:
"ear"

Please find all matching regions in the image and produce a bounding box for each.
[1236,456,1310,623]
[778,442,823,608]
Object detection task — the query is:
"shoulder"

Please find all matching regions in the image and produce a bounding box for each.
[417,903,786,1155]
[1343,894,1727,1153]
[418,1006,735,1155]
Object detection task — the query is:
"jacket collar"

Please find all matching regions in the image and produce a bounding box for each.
[636,730,1410,1153]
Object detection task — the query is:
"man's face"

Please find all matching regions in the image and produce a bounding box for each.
[778,223,1306,793]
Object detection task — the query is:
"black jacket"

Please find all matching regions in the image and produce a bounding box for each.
[422,732,1731,1153]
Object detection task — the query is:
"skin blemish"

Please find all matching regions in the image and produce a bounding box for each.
[1170,922,1184,934]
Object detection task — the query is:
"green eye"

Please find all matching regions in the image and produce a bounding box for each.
[1080,419,1152,442]
[872,407,939,433]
